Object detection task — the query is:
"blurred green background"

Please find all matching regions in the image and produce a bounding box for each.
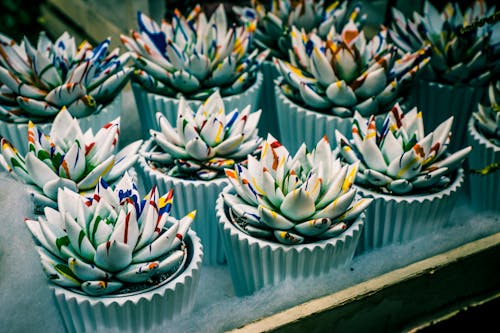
[0,0,490,44]
[0,0,44,41]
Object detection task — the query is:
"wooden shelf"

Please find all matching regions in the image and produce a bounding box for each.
[40,0,164,48]
[230,232,500,332]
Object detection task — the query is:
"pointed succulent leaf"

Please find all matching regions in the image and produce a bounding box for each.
[294,218,332,237]
[259,205,295,230]
[104,140,142,183]
[77,155,115,190]
[274,230,304,245]
[318,222,348,239]
[279,186,316,221]
[81,281,124,296]
[94,240,133,273]
[156,250,185,274]
[38,248,81,288]
[25,152,59,189]
[326,81,357,106]
[312,188,357,220]
[334,198,373,222]
[16,96,59,116]
[114,261,160,283]
[68,257,111,281]
[132,222,179,263]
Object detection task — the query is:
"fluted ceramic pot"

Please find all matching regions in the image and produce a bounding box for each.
[467,117,500,211]
[0,94,123,156]
[412,80,486,153]
[355,168,465,254]
[137,138,227,265]
[51,229,203,333]
[216,186,365,296]
[132,72,263,139]
[259,61,280,139]
[275,83,387,152]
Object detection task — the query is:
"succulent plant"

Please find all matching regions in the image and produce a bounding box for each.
[0,109,142,207]
[122,5,269,100]
[0,31,131,123]
[145,91,262,180]
[25,172,196,296]
[473,80,500,145]
[274,19,431,116]
[335,104,472,195]
[389,0,500,85]
[233,0,364,59]
[222,134,372,245]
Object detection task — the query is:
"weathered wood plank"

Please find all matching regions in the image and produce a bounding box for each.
[40,3,86,43]
[229,232,500,333]
[45,0,127,49]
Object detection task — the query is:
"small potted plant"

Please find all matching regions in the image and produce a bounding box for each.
[25,172,203,332]
[467,80,499,211]
[122,4,268,138]
[388,0,500,152]
[274,18,430,153]
[335,103,471,252]
[216,135,372,295]
[0,108,142,211]
[0,31,131,154]
[136,91,262,264]
[233,0,361,138]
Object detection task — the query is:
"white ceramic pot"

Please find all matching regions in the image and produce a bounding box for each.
[259,61,280,139]
[136,138,228,265]
[216,186,365,296]
[51,229,203,333]
[467,117,500,211]
[355,168,465,254]
[412,80,486,153]
[275,84,387,152]
[0,94,123,156]
[132,72,263,139]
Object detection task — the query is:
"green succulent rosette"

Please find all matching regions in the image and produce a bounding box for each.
[274,19,430,116]
[122,5,269,100]
[0,109,142,207]
[389,0,500,85]
[222,134,372,245]
[473,80,500,145]
[144,91,262,180]
[336,103,472,195]
[25,172,197,296]
[0,31,131,123]
[234,0,364,59]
